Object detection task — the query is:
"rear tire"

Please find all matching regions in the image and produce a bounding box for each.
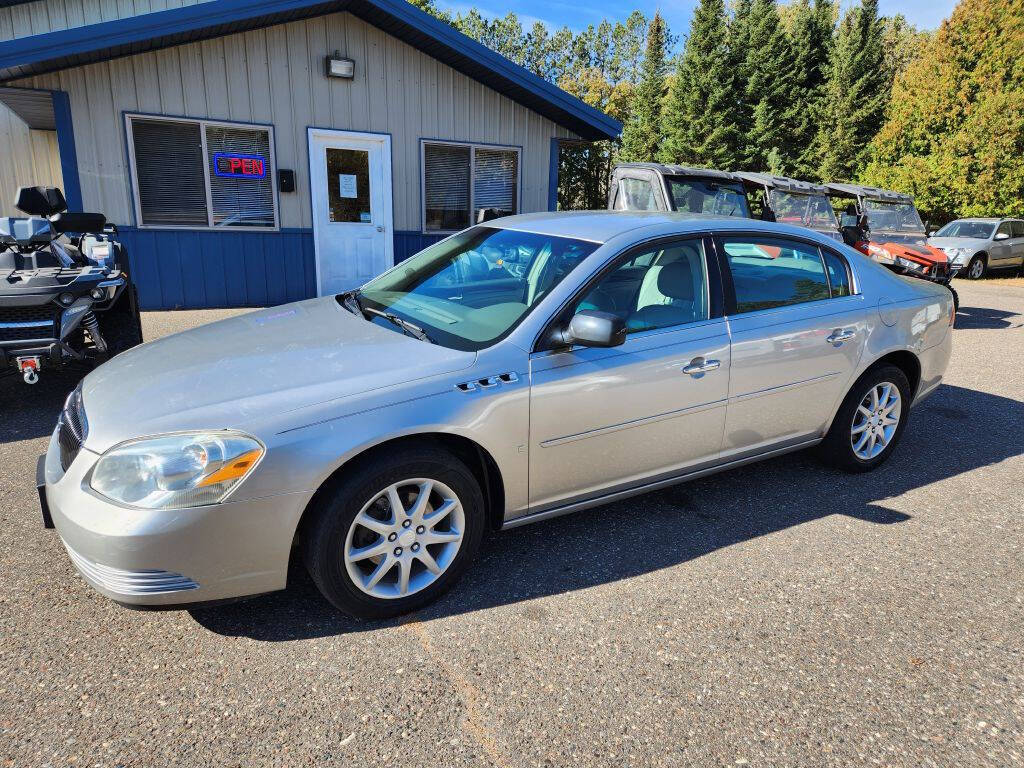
[302,446,485,619]
[817,364,911,473]
[965,254,987,280]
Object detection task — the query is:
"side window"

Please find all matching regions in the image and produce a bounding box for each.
[721,236,831,313]
[821,249,852,297]
[996,221,1013,238]
[617,177,659,211]
[573,239,709,333]
[1011,220,1024,239]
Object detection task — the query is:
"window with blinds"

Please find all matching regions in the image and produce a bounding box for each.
[422,141,520,232]
[127,115,278,230]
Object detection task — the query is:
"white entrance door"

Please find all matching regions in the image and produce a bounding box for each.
[308,128,393,294]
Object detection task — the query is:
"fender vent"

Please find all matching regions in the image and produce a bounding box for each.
[455,372,519,392]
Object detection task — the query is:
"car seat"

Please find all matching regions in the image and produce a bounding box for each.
[627,257,699,331]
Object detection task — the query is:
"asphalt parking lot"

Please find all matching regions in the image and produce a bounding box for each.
[1,282,1022,767]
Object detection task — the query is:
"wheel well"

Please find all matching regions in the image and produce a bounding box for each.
[293,433,506,548]
[869,351,921,398]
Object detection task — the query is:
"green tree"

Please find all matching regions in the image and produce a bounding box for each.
[863,0,1024,222]
[788,0,834,178]
[743,0,797,172]
[660,0,745,167]
[619,12,668,162]
[816,0,887,180]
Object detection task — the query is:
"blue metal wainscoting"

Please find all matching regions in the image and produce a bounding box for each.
[119,228,445,310]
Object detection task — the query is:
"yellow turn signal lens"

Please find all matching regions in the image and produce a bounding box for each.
[198,449,264,488]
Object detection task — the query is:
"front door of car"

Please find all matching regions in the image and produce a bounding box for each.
[991,221,1016,266]
[527,237,730,511]
[717,235,868,458]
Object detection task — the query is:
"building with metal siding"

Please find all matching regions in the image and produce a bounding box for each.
[0,0,619,309]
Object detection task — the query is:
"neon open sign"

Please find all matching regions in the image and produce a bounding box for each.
[213,153,267,179]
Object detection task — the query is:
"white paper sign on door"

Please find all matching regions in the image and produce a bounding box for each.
[338,174,357,198]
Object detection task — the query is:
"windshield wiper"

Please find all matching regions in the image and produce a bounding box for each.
[340,290,364,317]
[363,306,435,344]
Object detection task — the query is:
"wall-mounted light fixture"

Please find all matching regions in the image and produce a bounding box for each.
[325,51,355,79]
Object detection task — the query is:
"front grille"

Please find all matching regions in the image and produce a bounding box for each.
[58,386,87,470]
[0,304,59,342]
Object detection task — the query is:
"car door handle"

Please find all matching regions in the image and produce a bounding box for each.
[826,329,856,344]
[682,358,721,376]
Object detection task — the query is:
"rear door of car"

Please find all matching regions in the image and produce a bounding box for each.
[527,235,729,511]
[1010,220,1024,266]
[715,233,869,459]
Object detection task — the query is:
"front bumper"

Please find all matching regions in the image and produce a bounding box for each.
[42,427,313,607]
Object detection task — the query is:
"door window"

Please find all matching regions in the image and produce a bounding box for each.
[821,249,852,297]
[326,148,372,223]
[572,239,710,332]
[996,221,1013,238]
[720,237,831,313]
[1011,220,1024,238]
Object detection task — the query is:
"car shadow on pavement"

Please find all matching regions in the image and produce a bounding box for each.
[955,305,1023,330]
[190,382,1024,640]
[0,367,88,443]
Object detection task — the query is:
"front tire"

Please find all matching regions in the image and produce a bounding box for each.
[817,365,911,473]
[302,446,485,619]
[965,254,987,280]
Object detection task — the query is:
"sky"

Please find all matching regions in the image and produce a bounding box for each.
[443,0,960,41]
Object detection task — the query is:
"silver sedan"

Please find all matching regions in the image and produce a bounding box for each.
[40,212,954,618]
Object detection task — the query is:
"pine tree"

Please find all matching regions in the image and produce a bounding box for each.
[660,0,743,168]
[619,12,668,163]
[817,0,887,180]
[863,0,1024,221]
[742,0,797,172]
[788,0,834,179]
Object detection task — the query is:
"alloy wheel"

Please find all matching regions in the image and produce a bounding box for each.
[969,258,985,279]
[343,478,464,599]
[850,382,902,460]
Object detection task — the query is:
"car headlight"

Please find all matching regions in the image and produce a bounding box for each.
[89,432,264,509]
[942,247,968,263]
[894,256,924,272]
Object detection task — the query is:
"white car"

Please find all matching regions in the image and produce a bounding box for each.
[928,217,1024,279]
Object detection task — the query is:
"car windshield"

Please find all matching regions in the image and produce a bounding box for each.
[356,226,600,351]
[935,220,996,239]
[863,199,925,233]
[769,190,838,230]
[667,178,750,217]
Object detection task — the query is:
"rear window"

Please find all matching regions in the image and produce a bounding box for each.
[668,178,749,217]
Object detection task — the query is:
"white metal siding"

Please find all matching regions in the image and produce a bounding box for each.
[0,0,212,42]
[0,103,62,217]
[11,11,577,230]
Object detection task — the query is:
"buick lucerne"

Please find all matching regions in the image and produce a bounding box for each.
[40,212,953,618]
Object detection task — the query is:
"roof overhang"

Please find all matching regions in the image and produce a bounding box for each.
[825,182,913,204]
[0,0,621,141]
[734,171,830,196]
[0,86,55,129]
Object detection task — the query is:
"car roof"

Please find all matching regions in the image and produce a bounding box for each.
[734,171,831,196]
[825,182,914,204]
[614,163,740,182]
[946,217,1015,223]
[488,210,840,245]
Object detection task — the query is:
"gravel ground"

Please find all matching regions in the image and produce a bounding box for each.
[1,282,1022,767]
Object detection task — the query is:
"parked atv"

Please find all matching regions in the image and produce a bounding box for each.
[0,186,142,384]
[825,183,959,310]
[608,163,751,216]
[734,172,843,242]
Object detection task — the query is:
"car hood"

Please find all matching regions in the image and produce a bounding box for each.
[80,297,476,451]
[927,236,987,252]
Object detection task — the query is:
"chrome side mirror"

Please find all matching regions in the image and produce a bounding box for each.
[559,310,626,348]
